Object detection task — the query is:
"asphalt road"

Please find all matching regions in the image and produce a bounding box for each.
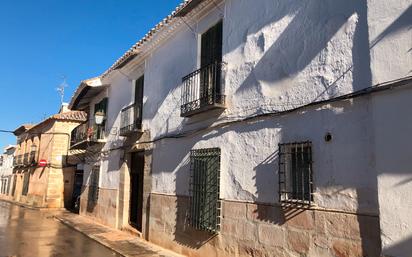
[0,201,122,257]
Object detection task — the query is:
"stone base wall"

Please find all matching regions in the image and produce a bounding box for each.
[80,186,118,227]
[148,193,381,257]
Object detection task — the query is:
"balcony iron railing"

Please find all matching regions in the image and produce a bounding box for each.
[71,122,106,149]
[71,122,88,147]
[23,153,30,166]
[120,103,142,136]
[16,152,37,167]
[30,151,36,163]
[13,154,24,167]
[181,62,226,117]
[90,124,105,142]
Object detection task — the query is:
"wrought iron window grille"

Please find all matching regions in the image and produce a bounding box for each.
[189,148,221,233]
[278,142,314,206]
[89,167,100,203]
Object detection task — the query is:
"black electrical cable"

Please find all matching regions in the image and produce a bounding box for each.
[102,76,412,153]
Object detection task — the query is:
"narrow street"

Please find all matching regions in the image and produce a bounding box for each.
[0,201,122,257]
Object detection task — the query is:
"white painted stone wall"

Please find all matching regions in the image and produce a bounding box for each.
[372,86,412,257]
[368,0,411,85]
[367,1,412,255]
[101,0,386,213]
[0,146,16,193]
[95,0,411,253]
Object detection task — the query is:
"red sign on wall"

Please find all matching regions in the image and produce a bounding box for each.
[38,159,48,167]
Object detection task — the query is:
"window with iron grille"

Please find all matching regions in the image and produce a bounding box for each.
[189,148,221,233]
[278,142,313,204]
[22,172,30,196]
[89,166,100,203]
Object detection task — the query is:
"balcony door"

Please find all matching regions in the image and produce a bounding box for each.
[200,20,223,103]
[129,151,144,231]
[134,76,144,130]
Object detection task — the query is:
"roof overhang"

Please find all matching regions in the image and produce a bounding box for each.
[113,53,138,70]
[13,125,33,136]
[69,78,109,110]
[174,0,204,17]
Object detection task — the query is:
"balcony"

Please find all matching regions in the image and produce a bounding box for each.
[120,103,142,136]
[70,122,106,149]
[181,62,226,117]
[13,155,24,167]
[23,153,29,166]
[13,151,36,167]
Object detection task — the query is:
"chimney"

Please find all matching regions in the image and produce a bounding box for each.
[60,103,69,113]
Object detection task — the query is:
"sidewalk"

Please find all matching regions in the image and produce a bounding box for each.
[54,211,184,257]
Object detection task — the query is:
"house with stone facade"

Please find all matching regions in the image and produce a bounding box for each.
[67,0,412,256]
[9,106,87,209]
[0,145,16,195]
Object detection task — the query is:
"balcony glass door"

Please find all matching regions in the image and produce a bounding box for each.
[200,20,223,104]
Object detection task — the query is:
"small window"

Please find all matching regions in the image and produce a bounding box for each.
[278,142,313,204]
[189,148,221,233]
[88,166,100,203]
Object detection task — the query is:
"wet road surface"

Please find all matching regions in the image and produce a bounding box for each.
[0,201,122,257]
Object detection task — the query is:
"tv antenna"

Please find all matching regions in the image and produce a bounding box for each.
[56,76,68,104]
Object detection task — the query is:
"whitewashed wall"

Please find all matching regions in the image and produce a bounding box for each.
[373,86,412,257]
[123,0,377,214]
[99,0,411,250]
[368,0,412,255]
[368,0,411,85]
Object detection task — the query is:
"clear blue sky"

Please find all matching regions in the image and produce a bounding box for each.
[0,0,182,148]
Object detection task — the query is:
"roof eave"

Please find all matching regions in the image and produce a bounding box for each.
[174,0,203,17]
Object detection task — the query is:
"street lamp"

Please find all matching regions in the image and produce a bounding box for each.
[94,112,105,125]
[30,144,37,153]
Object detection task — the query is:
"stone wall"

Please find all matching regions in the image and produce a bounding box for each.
[117,133,153,237]
[148,193,381,257]
[80,185,118,227]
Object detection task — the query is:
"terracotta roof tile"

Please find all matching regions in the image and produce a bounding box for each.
[51,111,87,122]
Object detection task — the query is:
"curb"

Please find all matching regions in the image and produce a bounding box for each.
[54,215,127,257]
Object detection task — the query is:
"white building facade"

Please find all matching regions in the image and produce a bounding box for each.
[0,145,16,195]
[68,0,412,256]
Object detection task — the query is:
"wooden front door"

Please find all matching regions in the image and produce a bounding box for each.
[129,152,144,231]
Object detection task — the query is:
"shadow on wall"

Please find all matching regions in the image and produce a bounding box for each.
[251,97,381,255]
[171,140,219,249]
[234,0,371,98]
[252,149,309,225]
[370,4,412,48]
[86,183,97,213]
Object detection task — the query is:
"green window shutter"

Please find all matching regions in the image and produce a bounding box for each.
[95,98,108,115]
[189,148,221,233]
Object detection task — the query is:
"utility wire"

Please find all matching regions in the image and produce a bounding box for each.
[102,76,412,153]
[0,130,14,133]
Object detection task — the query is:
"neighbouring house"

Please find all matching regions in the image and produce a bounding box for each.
[0,145,16,195]
[10,105,87,208]
[67,0,412,256]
